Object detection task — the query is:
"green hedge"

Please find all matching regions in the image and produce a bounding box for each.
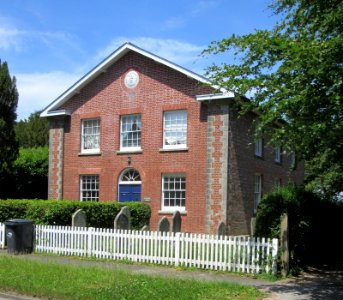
[0,200,151,230]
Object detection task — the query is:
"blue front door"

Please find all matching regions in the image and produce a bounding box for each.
[119,184,141,202]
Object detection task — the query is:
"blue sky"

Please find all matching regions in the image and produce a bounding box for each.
[1,0,278,120]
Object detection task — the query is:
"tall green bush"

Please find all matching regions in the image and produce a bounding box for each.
[11,147,49,199]
[255,185,343,267]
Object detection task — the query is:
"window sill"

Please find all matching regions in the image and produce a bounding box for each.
[116,149,143,155]
[254,154,264,159]
[158,210,187,216]
[159,147,189,153]
[78,152,102,156]
[274,161,282,165]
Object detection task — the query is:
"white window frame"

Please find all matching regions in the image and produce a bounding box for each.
[120,114,141,151]
[163,110,187,149]
[81,119,100,154]
[161,173,186,212]
[80,175,99,202]
[254,174,262,213]
[275,146,281,163]
[255,138,263,157]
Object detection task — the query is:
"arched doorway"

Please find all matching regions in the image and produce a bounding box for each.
[118,168,141,202]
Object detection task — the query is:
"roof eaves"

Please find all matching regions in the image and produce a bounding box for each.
[41,109,71,118]
[196,91,235,101]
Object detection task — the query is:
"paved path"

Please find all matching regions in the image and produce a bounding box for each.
[0,250,342,299]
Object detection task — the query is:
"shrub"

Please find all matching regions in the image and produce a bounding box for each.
[255,185,343,267]
[0,200,151,230]
[0,200,29,221]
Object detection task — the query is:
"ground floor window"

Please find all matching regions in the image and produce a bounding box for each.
[162,174,186,211]
[80,175,99,201]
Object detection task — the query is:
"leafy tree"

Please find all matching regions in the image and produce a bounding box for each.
[15,111,49,148]
[0,60,19,174]
[6,147,49,199]
[203,0,343,200]
[0,60,19,199]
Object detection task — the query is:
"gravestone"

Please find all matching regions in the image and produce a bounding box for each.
[114,206,131,230]
[141,225,149,231]
[72,209,87,227]
[217,221,226,236]
[158,216,170,232]
[172,210,182,233]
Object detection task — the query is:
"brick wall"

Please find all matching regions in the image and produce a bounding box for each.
[226,108,304,235]
[49,51,212,233]
[203,101,304,235]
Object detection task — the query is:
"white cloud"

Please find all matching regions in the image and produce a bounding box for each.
[16,72,80,120]
[0,23,26,52]
[96,37,206,71]
[0,16,79,55]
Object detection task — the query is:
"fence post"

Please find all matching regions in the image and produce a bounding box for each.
[174,232,181,267]
[88,227,94,257]
[280,213,289,277]
[272,238,278,275]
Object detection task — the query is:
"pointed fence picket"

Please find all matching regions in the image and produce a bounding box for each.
[0,223,278,274]
[0,222,5,249]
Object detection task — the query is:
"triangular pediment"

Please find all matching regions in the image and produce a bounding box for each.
[40,42,234,117]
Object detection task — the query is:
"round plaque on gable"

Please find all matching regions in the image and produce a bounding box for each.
[124,70,139,89]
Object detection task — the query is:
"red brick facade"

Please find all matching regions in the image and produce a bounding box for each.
[43,43,304,235]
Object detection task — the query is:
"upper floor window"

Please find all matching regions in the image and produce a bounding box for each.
[254,174,262,213]
[162,174,186,212]
[80,175,99,201]
[163,110,187,149]
[120,114,141,150]
[275,146,281,163]
[81,119,100,153]
[255,138,263,157]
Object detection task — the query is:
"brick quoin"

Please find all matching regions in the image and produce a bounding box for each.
[44,45,304,235]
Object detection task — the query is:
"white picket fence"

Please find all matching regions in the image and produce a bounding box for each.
[0,223,278,274]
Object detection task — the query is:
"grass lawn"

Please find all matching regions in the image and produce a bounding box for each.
[0,256,266,300]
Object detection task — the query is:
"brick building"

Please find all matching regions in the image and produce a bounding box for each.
[41,43,303,235]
